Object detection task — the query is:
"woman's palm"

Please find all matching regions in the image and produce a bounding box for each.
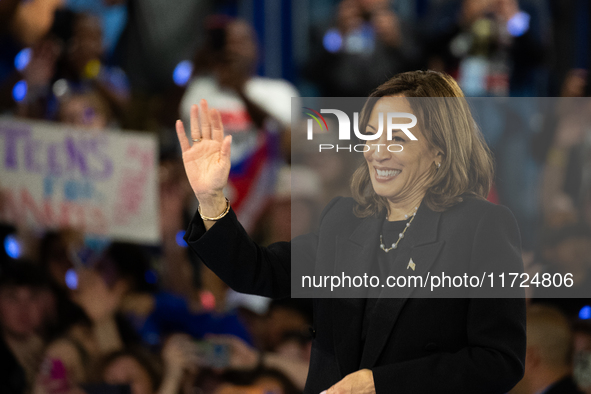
[176,100,232,197]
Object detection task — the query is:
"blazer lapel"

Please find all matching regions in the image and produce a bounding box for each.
[333,215,381,279]
[331,215,380,377]
[359,203,444,369]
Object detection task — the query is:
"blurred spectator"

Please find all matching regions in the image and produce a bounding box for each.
[275,330,312,367]
[573,322,591,356]
[58,90,113,129]
[101,347,160,394]
[202,334,309,391]
[10,36,61,119]
[548,0,591,97]
[532,223,591,317]
[0,0,20,39]
[424,0,549,96]
[304,0,421,97]
[11,11,130,125]
[510,304,583,394]
[65,0,128,58]
[290,116,360,218]
[539,98,591,228]
[422,1,551,247]
[0,260,49,394]
[101,334,198,394]
[38,229,95,342]
[254,165,323,243]
[180,16,299,232]
[116,0,213,94]
[10,0,64,46]
[34,264,135,393]
[573,322,591,393]
[158,156,195,299]
[560,70,589,99]
[103,242,252,347]
[0,1,61,114]
[52,11,130,125]
[263,299,312,353]
[250,166,290,245]
[213,367,301,394]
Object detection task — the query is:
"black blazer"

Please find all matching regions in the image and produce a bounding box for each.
[185,195,526,394]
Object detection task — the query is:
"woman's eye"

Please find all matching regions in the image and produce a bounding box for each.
[362,129,376,136]
[393,136,405,142]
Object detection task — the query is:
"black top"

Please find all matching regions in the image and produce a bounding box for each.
[362,218,408,346]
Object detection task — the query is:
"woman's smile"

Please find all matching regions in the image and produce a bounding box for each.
[373,166,402,182]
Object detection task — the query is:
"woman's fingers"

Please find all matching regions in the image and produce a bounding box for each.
[190,104,201,141]
[179,100,226,153]
[211,108,224,142]
[199,99,213,140]
[175,120,190,153]
[221,135,232,159]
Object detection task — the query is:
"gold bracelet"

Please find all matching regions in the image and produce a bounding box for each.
[198,198,231,221]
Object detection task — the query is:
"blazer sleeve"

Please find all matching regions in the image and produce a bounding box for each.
[371,203,527,394]
[184,197,343,299]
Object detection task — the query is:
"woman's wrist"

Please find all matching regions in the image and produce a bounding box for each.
[196,191,227,217]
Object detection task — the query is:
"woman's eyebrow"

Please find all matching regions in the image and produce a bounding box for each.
[367,124,402,133]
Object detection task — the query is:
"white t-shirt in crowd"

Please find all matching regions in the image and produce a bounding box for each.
[180,75,300,164]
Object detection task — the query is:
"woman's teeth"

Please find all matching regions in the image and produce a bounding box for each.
[376,169,401,177]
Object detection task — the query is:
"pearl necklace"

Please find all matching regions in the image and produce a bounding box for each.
[380,206,418,253]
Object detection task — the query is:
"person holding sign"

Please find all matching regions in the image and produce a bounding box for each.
[176,70,526,394]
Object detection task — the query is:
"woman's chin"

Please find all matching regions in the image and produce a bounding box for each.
[371,179,400,198]
[371,185,400,199]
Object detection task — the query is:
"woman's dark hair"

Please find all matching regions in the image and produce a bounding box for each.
[350,70,494,216]
[0,259,49,289]
[219,367,302,394]
[96,242,157,293]
[191,15,258,76]
[98,347,162,391]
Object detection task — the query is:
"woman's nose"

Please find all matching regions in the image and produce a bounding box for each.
[368,135,391,162]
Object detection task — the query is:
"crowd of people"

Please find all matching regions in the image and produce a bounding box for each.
[0,0,590,393]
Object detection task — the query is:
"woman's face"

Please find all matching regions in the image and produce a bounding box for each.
[363,96,440,203]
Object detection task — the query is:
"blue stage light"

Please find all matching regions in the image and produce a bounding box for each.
[173,60,193,87]
[14,48,32,71]
[580,305,591,320]
[507,12,530,37]
[4,235,21,259]
[65,269,78,290]
[323,29,343,53]
[12,80,28,102]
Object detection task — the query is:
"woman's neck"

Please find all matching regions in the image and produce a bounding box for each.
[386,195,425,221]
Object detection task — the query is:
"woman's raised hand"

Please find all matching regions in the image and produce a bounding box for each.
[176,99,232,216]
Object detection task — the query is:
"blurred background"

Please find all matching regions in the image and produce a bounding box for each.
[0,0,591,393]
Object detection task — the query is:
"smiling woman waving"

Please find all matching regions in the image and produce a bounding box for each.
[176,70,526,394]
